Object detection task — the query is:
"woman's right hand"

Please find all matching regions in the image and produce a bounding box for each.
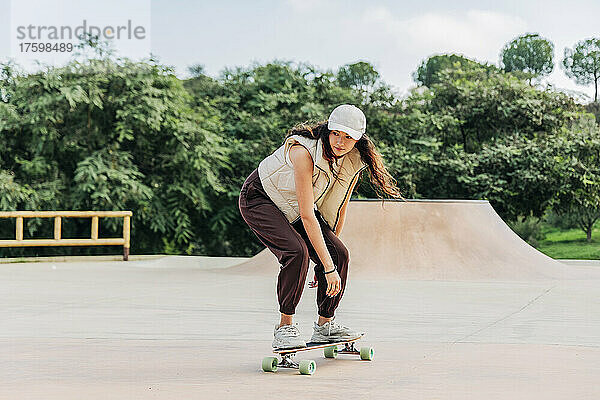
[324,266,341,297]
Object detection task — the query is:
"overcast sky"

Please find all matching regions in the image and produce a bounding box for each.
[1,0,599,101]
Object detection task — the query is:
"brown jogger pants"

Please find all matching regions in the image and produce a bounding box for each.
[238,168,349,318]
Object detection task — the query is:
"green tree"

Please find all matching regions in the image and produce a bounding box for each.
[462,134,564,219]
[410,66,579,153]
[563,38,600,102]
[388,65,582,220]
[337,61,381,104]
[0,41,230,257]
[551,115,600,242]
[584,101,600,125]
[413,54,499,87]
[500,33,554,84]
[188,63,206,77]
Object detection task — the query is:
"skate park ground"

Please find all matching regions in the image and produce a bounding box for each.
[1,255,600,399]
[2,200,600,399]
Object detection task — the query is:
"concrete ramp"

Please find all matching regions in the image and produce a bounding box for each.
[228,200,589,281]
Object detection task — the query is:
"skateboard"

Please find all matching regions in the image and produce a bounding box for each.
[261,334,374,375]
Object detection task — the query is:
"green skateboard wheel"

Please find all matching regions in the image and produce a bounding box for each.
[324,345,338,358]
[298,359,316,375]
[262,356,278,372]
[360,347,374,361]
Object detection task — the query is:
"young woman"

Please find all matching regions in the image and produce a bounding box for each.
[238,104,402,349]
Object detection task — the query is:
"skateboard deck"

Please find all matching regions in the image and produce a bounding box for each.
[262,334,374,375]
[274,334,364,354]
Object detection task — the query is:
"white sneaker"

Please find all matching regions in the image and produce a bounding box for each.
[272,323,307,349]
[310,317,361,343]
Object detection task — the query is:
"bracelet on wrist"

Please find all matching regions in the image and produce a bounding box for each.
[324,266,337,275]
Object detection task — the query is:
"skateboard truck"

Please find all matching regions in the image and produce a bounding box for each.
[339,341,359,354]
[275,344,360,369]
[279,353,299,369]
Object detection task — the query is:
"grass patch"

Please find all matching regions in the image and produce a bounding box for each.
[536,223,600,259]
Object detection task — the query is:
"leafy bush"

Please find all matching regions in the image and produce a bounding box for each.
[544,209,580,229]
[507,214,546,247]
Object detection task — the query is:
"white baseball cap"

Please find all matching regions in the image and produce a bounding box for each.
[327,104,366,140]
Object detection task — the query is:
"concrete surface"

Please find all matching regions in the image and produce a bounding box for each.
[2,200,600,399]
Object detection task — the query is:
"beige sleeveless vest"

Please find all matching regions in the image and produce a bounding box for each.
[257,135,367,231]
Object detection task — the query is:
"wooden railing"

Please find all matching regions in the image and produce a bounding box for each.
[0,211,132,261]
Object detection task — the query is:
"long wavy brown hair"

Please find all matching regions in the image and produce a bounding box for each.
[284,121,404,199]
